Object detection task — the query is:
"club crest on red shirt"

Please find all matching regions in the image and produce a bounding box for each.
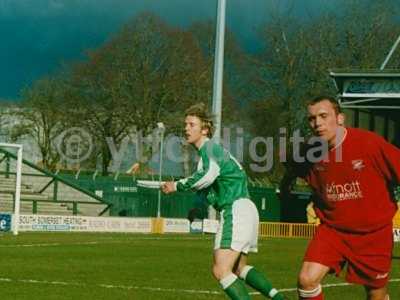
[352,159,365,171]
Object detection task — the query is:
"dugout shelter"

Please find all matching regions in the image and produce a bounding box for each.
[330,69,400,146]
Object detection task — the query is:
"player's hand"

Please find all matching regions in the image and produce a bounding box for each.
[161,181,176,194]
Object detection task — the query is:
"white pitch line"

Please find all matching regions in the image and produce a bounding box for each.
[277,278,400,293]
[0,277,399,295]
[0,277,219,295]
[0,241,100,248]
[0,237,396,249]
[0,237,215,248]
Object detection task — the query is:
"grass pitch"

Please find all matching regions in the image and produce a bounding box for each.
[0,232,399,299]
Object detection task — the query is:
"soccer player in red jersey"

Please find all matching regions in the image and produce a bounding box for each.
[293,96,400,300]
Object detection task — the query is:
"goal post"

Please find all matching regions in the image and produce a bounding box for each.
[0,143,23,235]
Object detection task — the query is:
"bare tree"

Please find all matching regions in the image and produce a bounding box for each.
[66,13,216,175]
[11,78,67,170]
[250,0,400,184]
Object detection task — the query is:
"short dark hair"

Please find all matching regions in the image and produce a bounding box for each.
[185,103,214,138]
[307,95,342,115]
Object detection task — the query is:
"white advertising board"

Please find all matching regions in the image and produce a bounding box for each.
[394,228,400,243]
[190,221,203,233]
[163,218,190,233]
[17,214,152,233]
[202,219,219,234]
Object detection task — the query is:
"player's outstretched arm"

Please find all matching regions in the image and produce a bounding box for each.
[161,181,176,194]
[177,161,219,192]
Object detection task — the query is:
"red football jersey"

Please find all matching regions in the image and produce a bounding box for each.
[305,127,400,233]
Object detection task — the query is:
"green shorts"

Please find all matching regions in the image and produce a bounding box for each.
[214,198,259,253]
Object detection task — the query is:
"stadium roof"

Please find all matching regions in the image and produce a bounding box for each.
[330,69,400,109]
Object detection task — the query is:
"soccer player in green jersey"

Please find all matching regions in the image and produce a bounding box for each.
[162,103,285,300]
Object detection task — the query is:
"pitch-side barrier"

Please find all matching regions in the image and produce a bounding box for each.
[0,214,399,241]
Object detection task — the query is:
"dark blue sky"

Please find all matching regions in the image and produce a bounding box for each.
[1,0,334,100]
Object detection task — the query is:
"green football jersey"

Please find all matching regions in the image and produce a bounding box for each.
[176,139,250,211]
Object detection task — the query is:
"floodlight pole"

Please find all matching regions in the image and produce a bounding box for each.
[212,0,226,142]
[157,122,165,218]
[209,0,226,220]
[380,34,400,70]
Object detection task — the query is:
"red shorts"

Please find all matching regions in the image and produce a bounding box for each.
[304,223,393,288]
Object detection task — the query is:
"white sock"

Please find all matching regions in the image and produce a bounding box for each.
[219,273,238,290]
[298,285,322,298]
[239,265,254,280]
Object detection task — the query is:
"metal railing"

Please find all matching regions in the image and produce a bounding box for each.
[259,222,317,238]
[0,148,109,216]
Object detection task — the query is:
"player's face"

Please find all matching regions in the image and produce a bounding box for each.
[307,100,345,147]
[184,115,208,148]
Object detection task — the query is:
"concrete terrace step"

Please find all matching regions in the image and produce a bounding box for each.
[0,178,34,189]
[0,200,71,215]
[0,172,106,216]
[0,194,108,216]
[74,202,109,216]
[0,190,50,201]
[0,184,37,194]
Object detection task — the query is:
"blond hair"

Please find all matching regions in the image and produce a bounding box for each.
[185,103,214,138]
